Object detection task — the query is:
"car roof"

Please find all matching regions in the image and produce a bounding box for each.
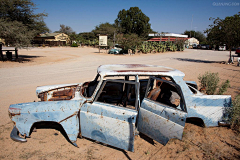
[97,64,185,77]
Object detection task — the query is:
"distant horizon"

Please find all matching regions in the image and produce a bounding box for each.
[32,0,240,34]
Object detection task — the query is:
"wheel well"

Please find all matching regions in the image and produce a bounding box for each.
[30,121,68,138]
[186,117,205,127]
[30,121,79,147]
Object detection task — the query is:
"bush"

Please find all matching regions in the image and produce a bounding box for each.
[71,43,78,47]
[198,72,230,95]
[217,80,230,95]
[227,94,240,131]
[175,39,185,51]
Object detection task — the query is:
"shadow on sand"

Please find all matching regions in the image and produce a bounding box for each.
[1,55,44,62]
[174,58,221,64]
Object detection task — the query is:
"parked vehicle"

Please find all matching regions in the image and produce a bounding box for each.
[205,45,212,50]
[197,44,202,49]
[235,47,240,56]
[201,44,207,49]
[108,44,122,54]
[192,44,197,49]
[218,45,226,51]
[8,64,231,152]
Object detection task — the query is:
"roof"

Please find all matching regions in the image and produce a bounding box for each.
[38,33,66,38]
[149,33,188,38]
[148,37,189,42]
[97,64,185,77]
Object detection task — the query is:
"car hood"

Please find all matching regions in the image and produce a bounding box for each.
[36,83,82,95]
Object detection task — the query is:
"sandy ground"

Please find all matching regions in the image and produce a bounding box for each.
[0,47,240,159]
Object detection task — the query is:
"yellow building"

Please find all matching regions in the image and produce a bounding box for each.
[0,38,5,45]
[34,33,70,46]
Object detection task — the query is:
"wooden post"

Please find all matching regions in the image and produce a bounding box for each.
[15,47,18,59]
[0,43,3,61]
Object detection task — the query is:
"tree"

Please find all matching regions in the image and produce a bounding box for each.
[205,13,240,62]
[79,32,96,41]
[58,24,73,35]
[115,7,152,37]
[0,0,49,47]
[92,22,117,40]
[183,30,207,44]
[116,33,142,53]
[69,32,81,44]
[78,32,97,45]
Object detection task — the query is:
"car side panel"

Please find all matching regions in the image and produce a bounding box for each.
[138,98,187,145]
[80,102,137,152]
[187,95,231,127]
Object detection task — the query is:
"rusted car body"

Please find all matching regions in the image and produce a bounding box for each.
[8,64,231,152]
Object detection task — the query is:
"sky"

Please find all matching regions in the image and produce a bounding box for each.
[32,0,240,34]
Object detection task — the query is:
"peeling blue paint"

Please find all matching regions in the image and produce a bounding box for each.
[8,64,232,152]
[9,100,85,143]
[80,102,137,152]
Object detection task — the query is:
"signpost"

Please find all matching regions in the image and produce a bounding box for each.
[98,35,108,53]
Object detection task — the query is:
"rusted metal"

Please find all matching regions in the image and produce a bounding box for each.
[38,92,47,101]
[58,111,78,123]
[49,88,75,101]
[97,64,181,77]
[116,70,169,73]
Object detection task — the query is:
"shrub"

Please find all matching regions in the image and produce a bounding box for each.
[175,39,185,51]
[227,94,240,131]
[217,80,230,95]
[198,72,230,95]
[198,72,219,95]
[71,43,78,47]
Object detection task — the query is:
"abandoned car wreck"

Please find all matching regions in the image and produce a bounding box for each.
[8,64,232,152]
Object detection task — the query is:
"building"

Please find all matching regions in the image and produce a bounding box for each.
[33,33,70,46]
[0,38,5,45]
[185,37,199,46]
[148,33,188,42]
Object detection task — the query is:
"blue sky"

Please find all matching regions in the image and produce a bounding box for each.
[32,0,240,34]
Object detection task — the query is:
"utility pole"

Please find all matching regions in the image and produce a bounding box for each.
[194,27,197,37]
[190,15,193,37]
[113,31,115,47]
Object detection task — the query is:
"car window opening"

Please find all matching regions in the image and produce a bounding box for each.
[146,78,185,111]
[96,81,137,110]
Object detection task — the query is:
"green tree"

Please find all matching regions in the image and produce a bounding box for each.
[69,32,82,44]
[0,0,49,47]
[79,32,96,41]
[92,22,117,41]
[183,30,207,44]
[116,33,142,53]
[115,7,152,37]
[78,32,96,45]
[205,13,240,62]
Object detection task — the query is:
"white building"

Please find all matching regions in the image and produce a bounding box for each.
[185,37,199,47]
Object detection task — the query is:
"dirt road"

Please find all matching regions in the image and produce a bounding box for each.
[0,47,239,159]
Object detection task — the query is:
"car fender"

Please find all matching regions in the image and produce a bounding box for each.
[9,99,86,144]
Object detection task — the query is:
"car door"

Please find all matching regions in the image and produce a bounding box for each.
[80,79,139,152]
[137,77,187,145]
